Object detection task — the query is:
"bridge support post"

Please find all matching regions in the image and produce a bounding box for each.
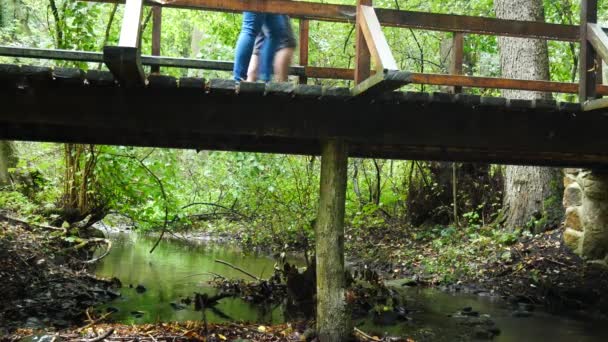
[315,139,350,341]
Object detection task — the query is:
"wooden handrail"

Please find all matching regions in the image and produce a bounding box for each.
[84,0,583,42]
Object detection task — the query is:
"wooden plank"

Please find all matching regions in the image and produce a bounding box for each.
[359,5,398,71]
[299,19,309,85]
[580,0,598,102]
[151,6,162,74]
[355,0,371,84]
[588,23,608,64]
[582,97,608,111]
[103,46,145,86]
[450,32,464,94]
[351,70,410,96]
[85,0,582,42]
[119,0,145,47]
[4,82,608,168]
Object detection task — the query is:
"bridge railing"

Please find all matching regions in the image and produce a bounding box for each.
[2,0,608,106]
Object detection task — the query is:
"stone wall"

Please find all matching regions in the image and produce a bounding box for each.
[562,169,608,262]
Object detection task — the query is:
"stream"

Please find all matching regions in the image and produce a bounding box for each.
[95,232,608,341]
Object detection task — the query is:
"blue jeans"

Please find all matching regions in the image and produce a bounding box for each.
[233,12,290,82]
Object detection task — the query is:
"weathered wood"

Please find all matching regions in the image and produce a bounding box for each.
[359,5,398,71]
[3,45,606,96]
[580,0,598,102]
[147,74,177,88]
[265,82,295,96]
[208,78,236,94]
[119,0,145,47]
[351,70,411,97]
[450,32,464,93]
[86,70,116,87]
[588,23,608,64]
[299,19,309,85]
[103,46,145,87]
[316,138,349,341]
[104,0,145,86]
[151,6,162,74]
[2,76,608,167]
[582,97,608,111]
[0,64,21,88]
[52,68,85,86]
[178,77,205,89]
[85,0,584,41]
[355,0,372,84]
[238,81,266,95]
[294,84,323,98]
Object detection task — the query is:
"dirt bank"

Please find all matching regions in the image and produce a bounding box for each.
[0,216,119,335]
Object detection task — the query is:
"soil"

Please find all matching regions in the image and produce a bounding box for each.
[0,216,119,335]
[348,223,608,317]
[464,228,608,316]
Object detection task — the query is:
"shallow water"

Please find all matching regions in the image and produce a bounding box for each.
[96,232,608,340]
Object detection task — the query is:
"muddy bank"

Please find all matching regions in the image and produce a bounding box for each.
[0,217,119,334]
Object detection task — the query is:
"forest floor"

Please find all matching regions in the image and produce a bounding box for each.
[346,223,608,317]
[0,216,120,336]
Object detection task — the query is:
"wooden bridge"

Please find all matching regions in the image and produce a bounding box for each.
[1,0,608,168]
[2,1,608,339]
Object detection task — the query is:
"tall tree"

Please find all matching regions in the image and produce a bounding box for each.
[494,0,563,231]
[0,141,17,186]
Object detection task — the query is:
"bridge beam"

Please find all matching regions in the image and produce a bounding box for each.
[315,138,350,341]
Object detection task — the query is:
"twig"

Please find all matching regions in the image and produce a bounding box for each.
[181,272,227,281]
[215,259,261,281]
[546,258,568,267]
[353,327,381,341]
[82,328,114,342]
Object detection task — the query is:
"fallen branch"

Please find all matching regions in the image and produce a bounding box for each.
[0,214,67,235]
[215,259,261,281]
[83,239,113,264]
[82,328,114,342]
[354,327,381,341]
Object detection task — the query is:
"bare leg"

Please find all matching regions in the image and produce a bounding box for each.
[274,47,294,82]
[247,54,260,82]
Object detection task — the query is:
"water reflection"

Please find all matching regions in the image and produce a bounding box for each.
[95,233,288,325]
[96,232,608,341]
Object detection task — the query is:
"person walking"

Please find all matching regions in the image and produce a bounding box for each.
[233,12,293,82]
[246,18,296,82]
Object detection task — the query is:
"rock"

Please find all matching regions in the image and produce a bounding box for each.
[579,171,608,260]
[563,183,583,208]
[25,317,44,329]
[517,302,534,312]
[131,310,145,318]
[135,284,146,293]
[563,174,578,188]
[170,302,187,310]
[564,206,583,231]
[512,310,533,318]
[462,306,473,313]
[564,228,583,254]
[473,326,494,339]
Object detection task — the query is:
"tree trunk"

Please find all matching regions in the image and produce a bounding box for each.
[495,0,563,231]
[0,141,17,186]
[315,139,350,341]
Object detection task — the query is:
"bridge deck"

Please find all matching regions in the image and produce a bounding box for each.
[0,64,606,167]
